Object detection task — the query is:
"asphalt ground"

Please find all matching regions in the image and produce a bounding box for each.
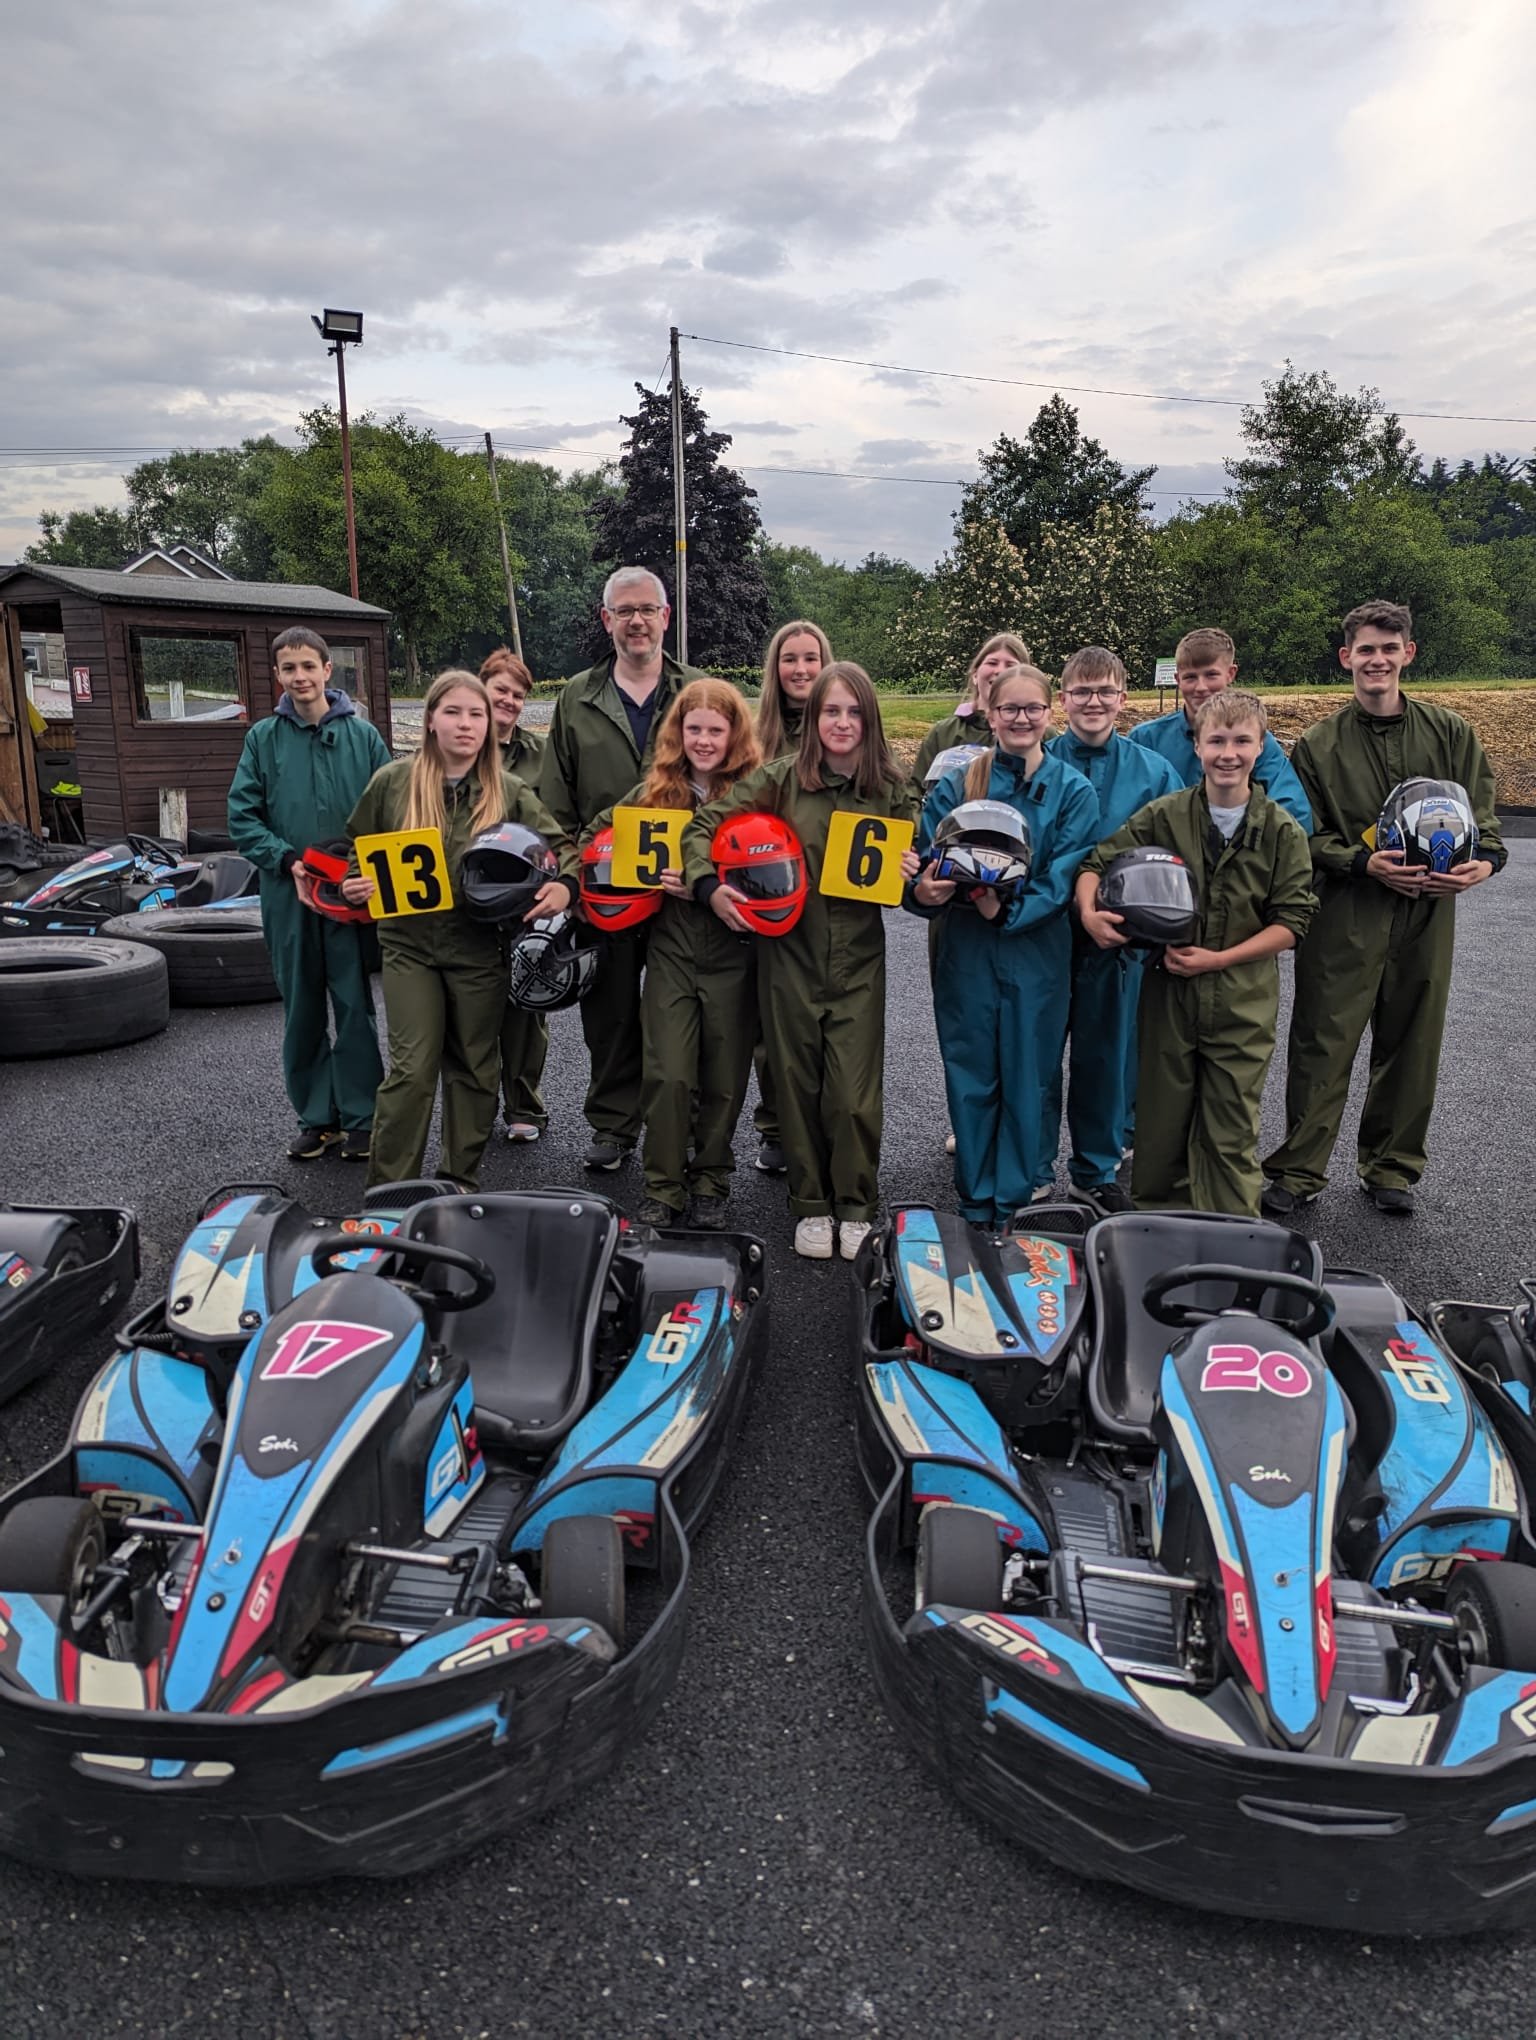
[1,845,1534,2039]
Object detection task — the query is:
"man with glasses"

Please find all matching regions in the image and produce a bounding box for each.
[540,567,705,1169]
[1045,648,1183,1210]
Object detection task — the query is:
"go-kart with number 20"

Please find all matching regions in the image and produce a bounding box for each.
[853,1202,1536,1934]
[0,1179,766,1885]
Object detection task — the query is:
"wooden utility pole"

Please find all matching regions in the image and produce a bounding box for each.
[483,433,524,660]
[669,325,688,662]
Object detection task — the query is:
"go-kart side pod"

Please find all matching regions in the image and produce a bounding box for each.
[0,1204,138,1403]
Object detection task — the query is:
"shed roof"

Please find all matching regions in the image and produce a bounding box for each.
[0,563,389,620]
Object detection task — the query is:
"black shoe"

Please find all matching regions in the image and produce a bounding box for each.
[1365,1183,1415,1216]
[288,1124,339,1161]
[634,1196,679,1226]
[688,1195,728,1230]
[1260,1180,1319,1219]
[584,1137,633,1173]
[756,1140,787,1174]
[1084,1182,1133,1215]
[338,1128,371,1163]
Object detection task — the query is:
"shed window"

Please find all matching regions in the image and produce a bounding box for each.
[131,631,247,723]
[327,642,371,717]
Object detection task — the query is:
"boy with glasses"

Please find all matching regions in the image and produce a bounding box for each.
[1045,648,1182,1210]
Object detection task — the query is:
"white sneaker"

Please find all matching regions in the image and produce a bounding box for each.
[504,1122,541,1143]
[839,1220,873,1261]
[944,1132,956,1155]
[1030,1183,1055,1204]
[794,1216,835,1260]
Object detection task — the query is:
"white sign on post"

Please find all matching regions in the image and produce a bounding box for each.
[1153,658,1178,692]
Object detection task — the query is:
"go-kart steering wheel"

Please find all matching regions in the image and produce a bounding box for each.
[309,1233,496,1311]
[1141,1262,1334,1339]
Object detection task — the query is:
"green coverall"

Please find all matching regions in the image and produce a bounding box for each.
[590,782,756,1213]
[1262,698,1505,1196]
[499,725,551,1131]
[1084,787,1316,1217]
[686,757,919,1223]
[539,653,704,1146]
[751,699,806,1144]
[227,692,391,1134]
[347,762,577,1189]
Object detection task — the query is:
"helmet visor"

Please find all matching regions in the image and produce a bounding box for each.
[731,857,801,900]
[1114,861,1197,909]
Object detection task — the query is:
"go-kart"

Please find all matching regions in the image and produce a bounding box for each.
[0,1202,139,1404]
[854,1203,1536,1935]
[0,1179,766,1884]
[0,835,257,935]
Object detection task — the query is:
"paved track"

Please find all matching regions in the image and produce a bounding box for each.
[2,847,1534,2038]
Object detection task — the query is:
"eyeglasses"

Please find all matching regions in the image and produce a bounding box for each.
[609,603,663,621]
[1062,686,1123,705]
[993,702,1051,723]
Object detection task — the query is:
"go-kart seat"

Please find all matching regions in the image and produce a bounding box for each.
[173,852,256,906]
[1086,1212,1324,1445]
[403,1192,619,1451]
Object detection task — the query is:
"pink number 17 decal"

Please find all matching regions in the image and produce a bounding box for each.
[260,1319,393,1382]
[1199,1344,1312,1397]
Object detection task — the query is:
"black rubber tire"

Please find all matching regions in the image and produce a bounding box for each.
[99,908,278,1007]
[1448,1564,1536,1672]
[0,1496,105,1607]
[914,1504,1005,1613]
[0,937,169,1057]
[540,1514,626,1648]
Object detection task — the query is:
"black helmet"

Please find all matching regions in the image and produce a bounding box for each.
[1377,778,1478,873]
[923,742,988,787]
[929,800,1032,896]
[1096,848,1200,947]
[507,911,598,1011]
[461,823,558,923]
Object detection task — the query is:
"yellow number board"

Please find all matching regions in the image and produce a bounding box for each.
[819,811,914,907]
[610,806,688,889]
[353,828,454,920]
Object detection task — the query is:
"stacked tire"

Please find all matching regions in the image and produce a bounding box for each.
[0,939,170,1057]
[99,909,278,1007]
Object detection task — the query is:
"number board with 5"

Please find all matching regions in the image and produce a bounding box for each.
[610,806,689,889]
[353,828,455,919]
[819,811,915,907]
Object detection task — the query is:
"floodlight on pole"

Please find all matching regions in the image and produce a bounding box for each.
[312,309,364,600]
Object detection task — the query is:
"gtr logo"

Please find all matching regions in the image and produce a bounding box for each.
[958,1612,1061,1675]
[646,1299,703,1366]
[259,1319,393,1382]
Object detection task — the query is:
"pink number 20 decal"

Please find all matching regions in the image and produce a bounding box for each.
[1199,1343,1312,1397]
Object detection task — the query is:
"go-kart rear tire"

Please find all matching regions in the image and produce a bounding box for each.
[99,908,278,1006]
[540,1514,626,1649]
[1448,1563,1536,1672]
[0,937,170,1056]
[0,1496,104,1606]
[914,1504,1004,1613]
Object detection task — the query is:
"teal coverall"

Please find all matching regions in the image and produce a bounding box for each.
[1262,697,1505,1195]
[909,749,1100,1227]
[1084,787,1316,1217]
[347,762,577,1189]
[686,757,918,1223]
[227,690,391,1133]
[1128,709,1313,827]
[1042,730,1183,1188]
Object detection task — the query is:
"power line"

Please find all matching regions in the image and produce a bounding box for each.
[677,331,1536,428]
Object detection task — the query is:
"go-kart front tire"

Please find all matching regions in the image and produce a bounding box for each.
[914,1504,1004,1613]
[0,1496,105,1608]
[540,1514,626,1649]
[1448,1563,1536,1672]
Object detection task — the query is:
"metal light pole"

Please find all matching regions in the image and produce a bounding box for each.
[669,325,688,662]
[312,309,364,600]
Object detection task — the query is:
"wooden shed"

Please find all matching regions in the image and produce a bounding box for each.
[0,566,392,842]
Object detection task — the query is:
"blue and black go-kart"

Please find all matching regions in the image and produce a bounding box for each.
[854,1203,1536,1935]
[0,1200,139,1404]
[0,834,257,935]
[0,1179,766,1885]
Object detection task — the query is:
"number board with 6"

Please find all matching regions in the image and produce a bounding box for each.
[819,811,915,906]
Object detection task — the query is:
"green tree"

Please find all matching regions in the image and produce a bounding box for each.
[1020,504,1175,684]
[493,460,618,679]
[253,410,503,686]
[886,518,1036,680]
[958,395,1155,554]
[1417,453,1536,546]
[590,384,775,667]
[759,544,925,677]
[125,446,254,565]
[26,503,151,567]
[1226,361,1419,531]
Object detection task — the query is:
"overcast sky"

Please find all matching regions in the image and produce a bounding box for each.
[5,0,1534,569]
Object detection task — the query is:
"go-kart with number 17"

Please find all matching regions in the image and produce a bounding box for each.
[0,1179,766,1884]
[853,1201,1536,1935]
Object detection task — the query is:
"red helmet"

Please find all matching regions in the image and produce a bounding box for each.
[579,827,663,932]
[711,812,807,937]
[296,840,372,925]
